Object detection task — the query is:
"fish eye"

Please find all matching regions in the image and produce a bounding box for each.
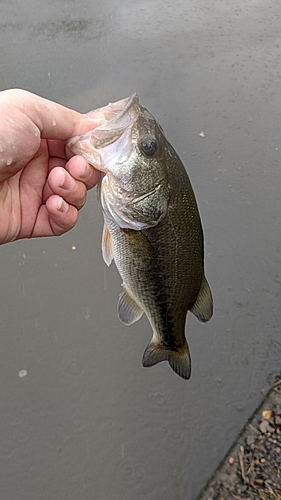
[140,136,157,157]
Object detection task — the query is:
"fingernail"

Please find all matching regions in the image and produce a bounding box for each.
[58,169,75,189]
[86,111,106,123]
[57,198,68,213]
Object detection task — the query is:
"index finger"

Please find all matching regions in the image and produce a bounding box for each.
[47,139,66,159]
[47,139,81,160]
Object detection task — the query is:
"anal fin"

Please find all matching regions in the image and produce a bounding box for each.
[190,275,213,323]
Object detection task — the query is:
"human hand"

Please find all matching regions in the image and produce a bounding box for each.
[0,89,105,244]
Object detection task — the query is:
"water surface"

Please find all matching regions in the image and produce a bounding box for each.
[1,1,281,498]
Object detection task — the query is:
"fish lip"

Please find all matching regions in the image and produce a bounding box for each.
[93,92,139,132]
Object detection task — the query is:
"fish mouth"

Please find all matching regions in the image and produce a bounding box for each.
[66,93,139,171]
[92,93,139,134]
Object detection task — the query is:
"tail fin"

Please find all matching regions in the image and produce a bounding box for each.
[142,342,191,380]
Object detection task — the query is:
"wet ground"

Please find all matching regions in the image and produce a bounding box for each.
[1,1,281,499]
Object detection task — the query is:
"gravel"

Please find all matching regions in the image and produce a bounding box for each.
[197,380,281,500]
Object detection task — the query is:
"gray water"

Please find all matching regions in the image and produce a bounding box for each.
[1,1,281,499]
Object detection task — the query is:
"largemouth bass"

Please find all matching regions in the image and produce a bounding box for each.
[67,93,213,380]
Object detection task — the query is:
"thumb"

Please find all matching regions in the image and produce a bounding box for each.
[0,89,105,140]
[0,89,105,180]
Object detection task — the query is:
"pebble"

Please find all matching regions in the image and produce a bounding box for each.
[246,434,255,446]
[262,409,272,420]
[259,420,269,434]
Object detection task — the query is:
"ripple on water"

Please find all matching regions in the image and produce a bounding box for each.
[116,455,146,489]
[163,421,186,446]
[71,416,87,434]
[149,388,176,418]
[57,357,85,386]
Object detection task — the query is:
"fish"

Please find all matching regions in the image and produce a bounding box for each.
[67,93,213,380]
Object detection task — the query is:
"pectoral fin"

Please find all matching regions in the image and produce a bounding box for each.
[102,223,114,266]
[190,275,213,322]
[142,342,191,380]
[117,286,143,325]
